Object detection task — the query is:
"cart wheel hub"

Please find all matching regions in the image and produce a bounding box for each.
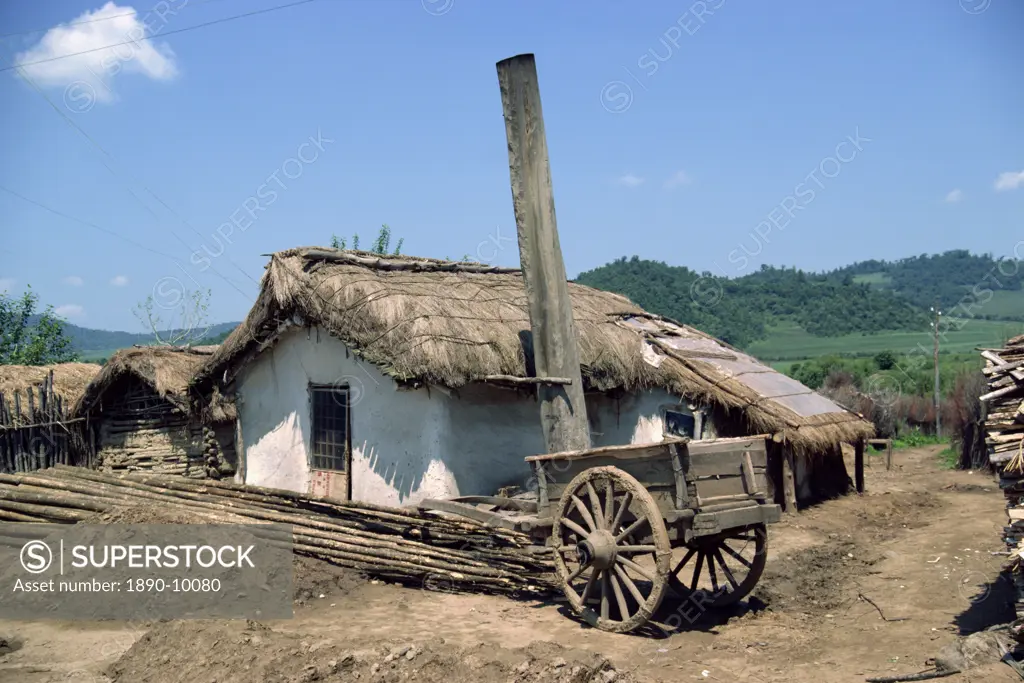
[577,530,617,570]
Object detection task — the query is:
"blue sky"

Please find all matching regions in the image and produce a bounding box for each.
[0,0,1021,331]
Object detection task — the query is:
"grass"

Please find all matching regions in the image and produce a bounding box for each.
[936,447,959,470]
[745,320,1024,361]
[888,429,957,468]
[890,428,947,451]
[984,288,1024,320]
[852,272,892,287]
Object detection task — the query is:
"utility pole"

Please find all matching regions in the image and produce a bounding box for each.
[931,305,941,437]
[496,53,591,453]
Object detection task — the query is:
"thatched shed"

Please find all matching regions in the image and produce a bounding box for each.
[75,346,235,478]
[193,248,873,506]
[0,362,102,472]
[0,363,101,422]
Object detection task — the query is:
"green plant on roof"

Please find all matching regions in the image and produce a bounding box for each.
[331,225,403,255]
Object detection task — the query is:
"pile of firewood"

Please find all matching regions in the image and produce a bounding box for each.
[985,335,1024,619]
[0,465,554,596]
[984,335,1024,467]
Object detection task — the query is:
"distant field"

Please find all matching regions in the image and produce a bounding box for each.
[849,273,1023,320]
[78,349,117,363]
[745,320,1024,361]
[983,288,1024,320]
[852,272,892,287]
[769,359,799,373]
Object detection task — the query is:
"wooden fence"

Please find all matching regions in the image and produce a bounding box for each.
[0,370,93,473]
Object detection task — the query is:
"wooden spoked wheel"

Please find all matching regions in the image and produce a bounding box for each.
[668,524,767,607]
[551,466,671,633]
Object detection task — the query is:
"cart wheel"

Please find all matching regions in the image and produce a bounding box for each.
[668,524,767,607]
[551,466,671,633]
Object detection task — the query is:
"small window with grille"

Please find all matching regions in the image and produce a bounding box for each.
[309,385,349,471]
[665,410,696,438]
[662,404,705,440]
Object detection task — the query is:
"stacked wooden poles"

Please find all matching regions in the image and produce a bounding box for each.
[0,465,554,596]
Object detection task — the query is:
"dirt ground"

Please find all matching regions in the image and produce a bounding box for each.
[2,445,1022,683]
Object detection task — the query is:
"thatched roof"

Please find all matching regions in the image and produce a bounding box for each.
[0,362,101,420]
[193,249,873,453]
[75,345,218,416]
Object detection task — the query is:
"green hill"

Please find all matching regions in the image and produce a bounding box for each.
[828,250,1024,320]
[65,322,239,363]
[59,320,238,352]
[575,257,927,347]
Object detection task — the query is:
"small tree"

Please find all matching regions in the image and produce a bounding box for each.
[874,350,897,371]
[0,287,79,365]
[133,287,213,347]
[331,225,403,255]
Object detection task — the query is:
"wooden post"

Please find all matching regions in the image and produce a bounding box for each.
[496,53,591,453]
[886,439,893,471]
[781,447,797,513]
[854,439,865,493]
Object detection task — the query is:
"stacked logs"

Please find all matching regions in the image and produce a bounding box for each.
[984,335,1024,619]
[985,335,1024,468]
[0,465,554,596]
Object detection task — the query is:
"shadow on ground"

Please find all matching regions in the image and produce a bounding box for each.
[955,570,1017,635]
[542,592,767,639]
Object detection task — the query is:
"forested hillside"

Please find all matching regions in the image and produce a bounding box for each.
[57,320,239,354]
[575,257,927,347]
[827,250,1024,319]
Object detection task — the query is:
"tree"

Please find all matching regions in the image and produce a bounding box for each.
[133,286,213,347]
[331,224,403,255]
[874,350,897,370]
[0,287,79,365]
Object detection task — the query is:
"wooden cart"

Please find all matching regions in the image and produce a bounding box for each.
[419,434,781,633]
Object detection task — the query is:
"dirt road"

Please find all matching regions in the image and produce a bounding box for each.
[1,445,1019,682]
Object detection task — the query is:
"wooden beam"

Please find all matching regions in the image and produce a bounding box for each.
[479,375,572,386]
[300,249,522,274]
[854,439,865,493]
[496,53,591,453]
[980,385,1021,402]
[983,358,1024,375]
[524,439,684,463]
[781,448,797,513]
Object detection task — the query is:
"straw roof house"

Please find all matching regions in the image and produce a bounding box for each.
[75,345,235,478]
[194,248,872,507]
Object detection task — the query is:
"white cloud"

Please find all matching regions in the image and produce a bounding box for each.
[663,170,692,189]
[995,170,1024,192]
[55,304,85,319]
[0,278,14,292]
[14,2,178,104]
[110,275,129,287]
[63,275,84,286]
[944,189,964,203]
[616,173,645,188]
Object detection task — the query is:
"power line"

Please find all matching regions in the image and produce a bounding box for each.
[1,0,317,72]
[2,53,260,298]
[0,184,191,265]
[0,0,237,40]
